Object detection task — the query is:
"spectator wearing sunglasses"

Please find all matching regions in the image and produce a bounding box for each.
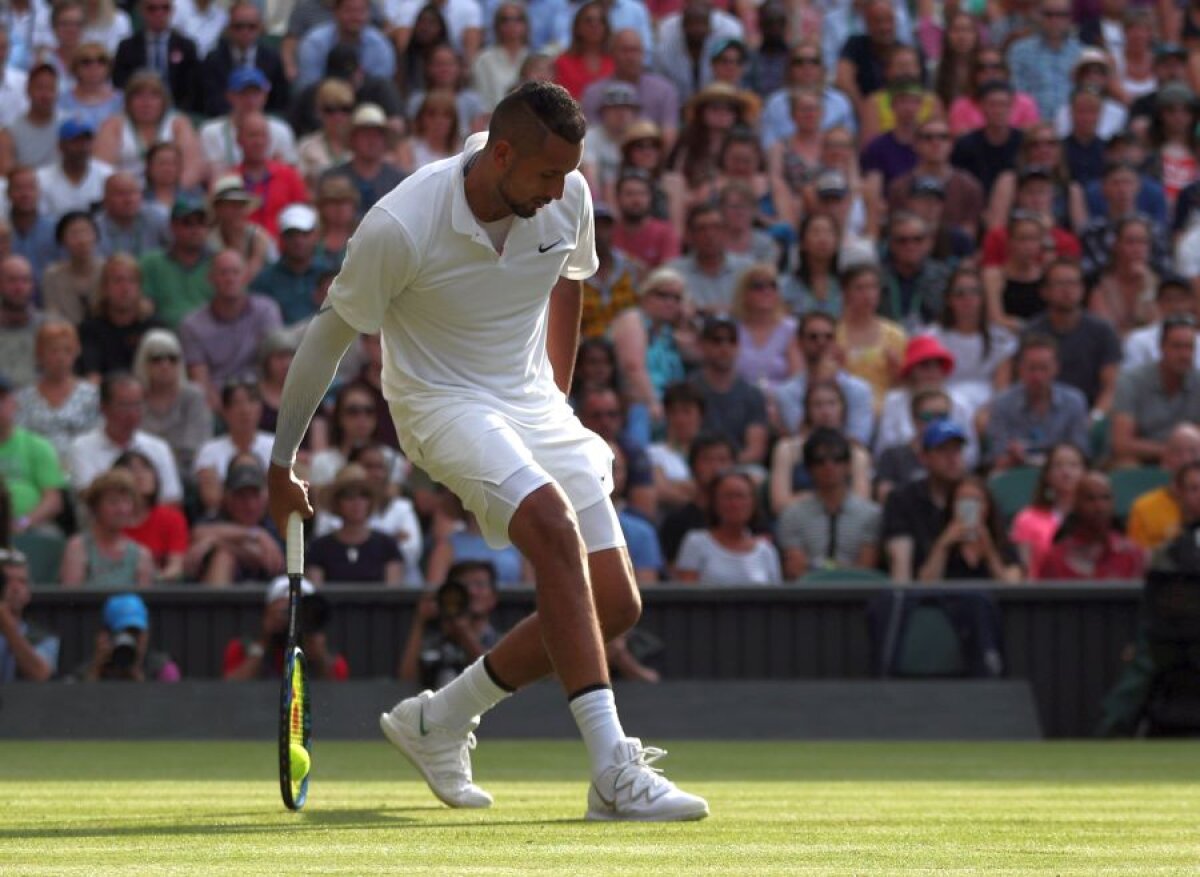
[133,328,211,476]
[759,44,856,150]
[199,0,289,118]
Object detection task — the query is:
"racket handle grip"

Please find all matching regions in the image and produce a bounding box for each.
[287,512,304,576]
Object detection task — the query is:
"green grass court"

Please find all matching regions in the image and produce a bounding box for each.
[1,740,1197,875]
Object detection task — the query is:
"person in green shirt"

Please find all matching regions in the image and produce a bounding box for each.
[0,374,65,531]
[138,196,214,329]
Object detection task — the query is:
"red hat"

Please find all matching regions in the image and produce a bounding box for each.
[900,335,955,379]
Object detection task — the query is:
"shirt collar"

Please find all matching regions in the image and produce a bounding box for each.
[451,132,500,246]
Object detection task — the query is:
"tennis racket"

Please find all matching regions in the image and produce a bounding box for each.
[279,511,312,811]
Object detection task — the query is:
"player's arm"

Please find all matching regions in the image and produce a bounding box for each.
[547,275,583,395]
[268,306,360,532]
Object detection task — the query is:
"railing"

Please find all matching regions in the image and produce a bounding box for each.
[24,580,1145,737]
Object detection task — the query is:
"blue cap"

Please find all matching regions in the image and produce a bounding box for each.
[228,66,270,92]
[103,593,149,632]
[922,419,968,450]
[58,117,95,140]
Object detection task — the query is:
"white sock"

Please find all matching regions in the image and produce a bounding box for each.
[569,687,627,777]
[423,657,511,731]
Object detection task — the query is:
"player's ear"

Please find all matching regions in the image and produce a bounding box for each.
[492,138,517,171]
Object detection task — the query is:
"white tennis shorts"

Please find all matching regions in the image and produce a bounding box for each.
[390,403,621,550]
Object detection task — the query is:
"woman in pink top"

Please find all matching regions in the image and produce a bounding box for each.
[947,48,1040,136]
[1009,442,1088,575]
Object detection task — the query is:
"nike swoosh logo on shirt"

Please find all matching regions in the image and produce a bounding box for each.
[538,238,564,253]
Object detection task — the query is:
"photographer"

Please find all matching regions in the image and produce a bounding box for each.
[222,576,349,680]
[0,549,57,682]
[73,593,181,682]
[398,561,501,690]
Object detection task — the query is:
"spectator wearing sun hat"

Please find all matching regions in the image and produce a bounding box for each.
[320,103,405,219]
[874,334,977,467]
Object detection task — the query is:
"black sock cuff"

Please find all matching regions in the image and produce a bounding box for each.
[482,655,517,693]
[567,682,611,702]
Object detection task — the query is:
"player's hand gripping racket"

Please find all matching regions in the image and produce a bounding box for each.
[279,512,312,811]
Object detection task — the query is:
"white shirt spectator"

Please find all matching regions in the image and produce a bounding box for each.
[1124,322,1200,371]
[647,442,690,483]
[675,529,782,585]
[199,116,298,177]
[68,427,183,503]
[1175,225,1200,280]
[82,11,132,54]
[172,0,228,57]
[654,8,742,101]
[192,431,276,481]
[36,158,114,216]
[0,67,29,128]
[386,0,481,54]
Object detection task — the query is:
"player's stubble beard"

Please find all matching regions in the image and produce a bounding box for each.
[497,171,545,219]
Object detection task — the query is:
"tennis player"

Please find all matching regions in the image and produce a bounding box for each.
[268,82,707,822]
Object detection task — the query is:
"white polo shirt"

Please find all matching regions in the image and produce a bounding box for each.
[37,158,114,216]
[328,132,598,449]
[68,427,183,504]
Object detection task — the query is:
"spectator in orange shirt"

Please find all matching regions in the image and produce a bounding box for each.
[1127,423,1200,551]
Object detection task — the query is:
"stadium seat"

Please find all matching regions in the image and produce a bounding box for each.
[14,531,66,586]
[1112,467,1170,520]
[800,568,888,584]
[988,466,1039,523]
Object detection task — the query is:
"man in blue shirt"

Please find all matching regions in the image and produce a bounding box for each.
[296,0,395,90]
[1006,0,1082,119]
[0,549,57,682]
[251,204,327,325]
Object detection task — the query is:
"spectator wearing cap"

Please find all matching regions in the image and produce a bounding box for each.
[1124,277,1200,370]
[1006,0,1082,120]
[199,67,298,179]
[1060,86,1109,185]
[667,203,752,315]
[690,315,769,466]
[40,212,102,327]
[983,333,1089,471]
[236,112,309,240]
[1111,314,1200,467]
[250,205,327,327]
[62,468,155,589]
[1053,48,1128,140]
[72,592,181,681]
[1036,471,1144,581]
[0,254,45,390]
[0,367,65,533]
[0,549,56,681]
[581,81,641,197]
[654,0,744,102]
[612,169,680,270]
[69,371,184,504]
[859,77,923,188]
[199,0,289,118]
[881,419,969,582]
[94,172,170,260]
[224,575,349,680]
[92,71,205,191]
[878,212,952,333]
[193,377,275,518]
[759,43,857,151]
[875,334,978,466]
[1079,162,1172,279]
[582,29,679,146]
[112,0,201,112]
[295,0,394,91]
[1146,82,1200,208]
[950,81,1024,195]
[321,103,405,220]
[0,63,61,170]
[981,164,1083,266]
[139,195,214,329]
[887,118,983,239]
[205,173,276,282]
[6,168,57,285]
[178,248,283,411]
[35,117,112,215]
[1128,42,1189,133]
[707,35,748,89]
[185,452,284,584]
[580,201,641,340]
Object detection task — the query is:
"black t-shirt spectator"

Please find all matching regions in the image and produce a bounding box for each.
[951,128,1023,194]
[839,35,888,97]
[874,444,925,492]
[1022,312,1123,406]
[1063,135,1106,186]
[881,478,948,575]
[78,315,164,378]
[307,530,402,584]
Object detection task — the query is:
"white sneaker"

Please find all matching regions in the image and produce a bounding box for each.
[379,690,493,809]
[586,738,709,822]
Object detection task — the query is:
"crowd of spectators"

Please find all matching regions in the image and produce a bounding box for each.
[3,0,1200,683]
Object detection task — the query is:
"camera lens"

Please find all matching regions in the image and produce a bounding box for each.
[110,630,138,669]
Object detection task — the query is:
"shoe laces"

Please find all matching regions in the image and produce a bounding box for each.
[614,744,671,801]
[425,727,477,784]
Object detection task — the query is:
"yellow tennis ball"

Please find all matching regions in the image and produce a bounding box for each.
[289,743,311,783]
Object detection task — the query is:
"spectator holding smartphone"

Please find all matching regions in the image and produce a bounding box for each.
[918,476,1022,582]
